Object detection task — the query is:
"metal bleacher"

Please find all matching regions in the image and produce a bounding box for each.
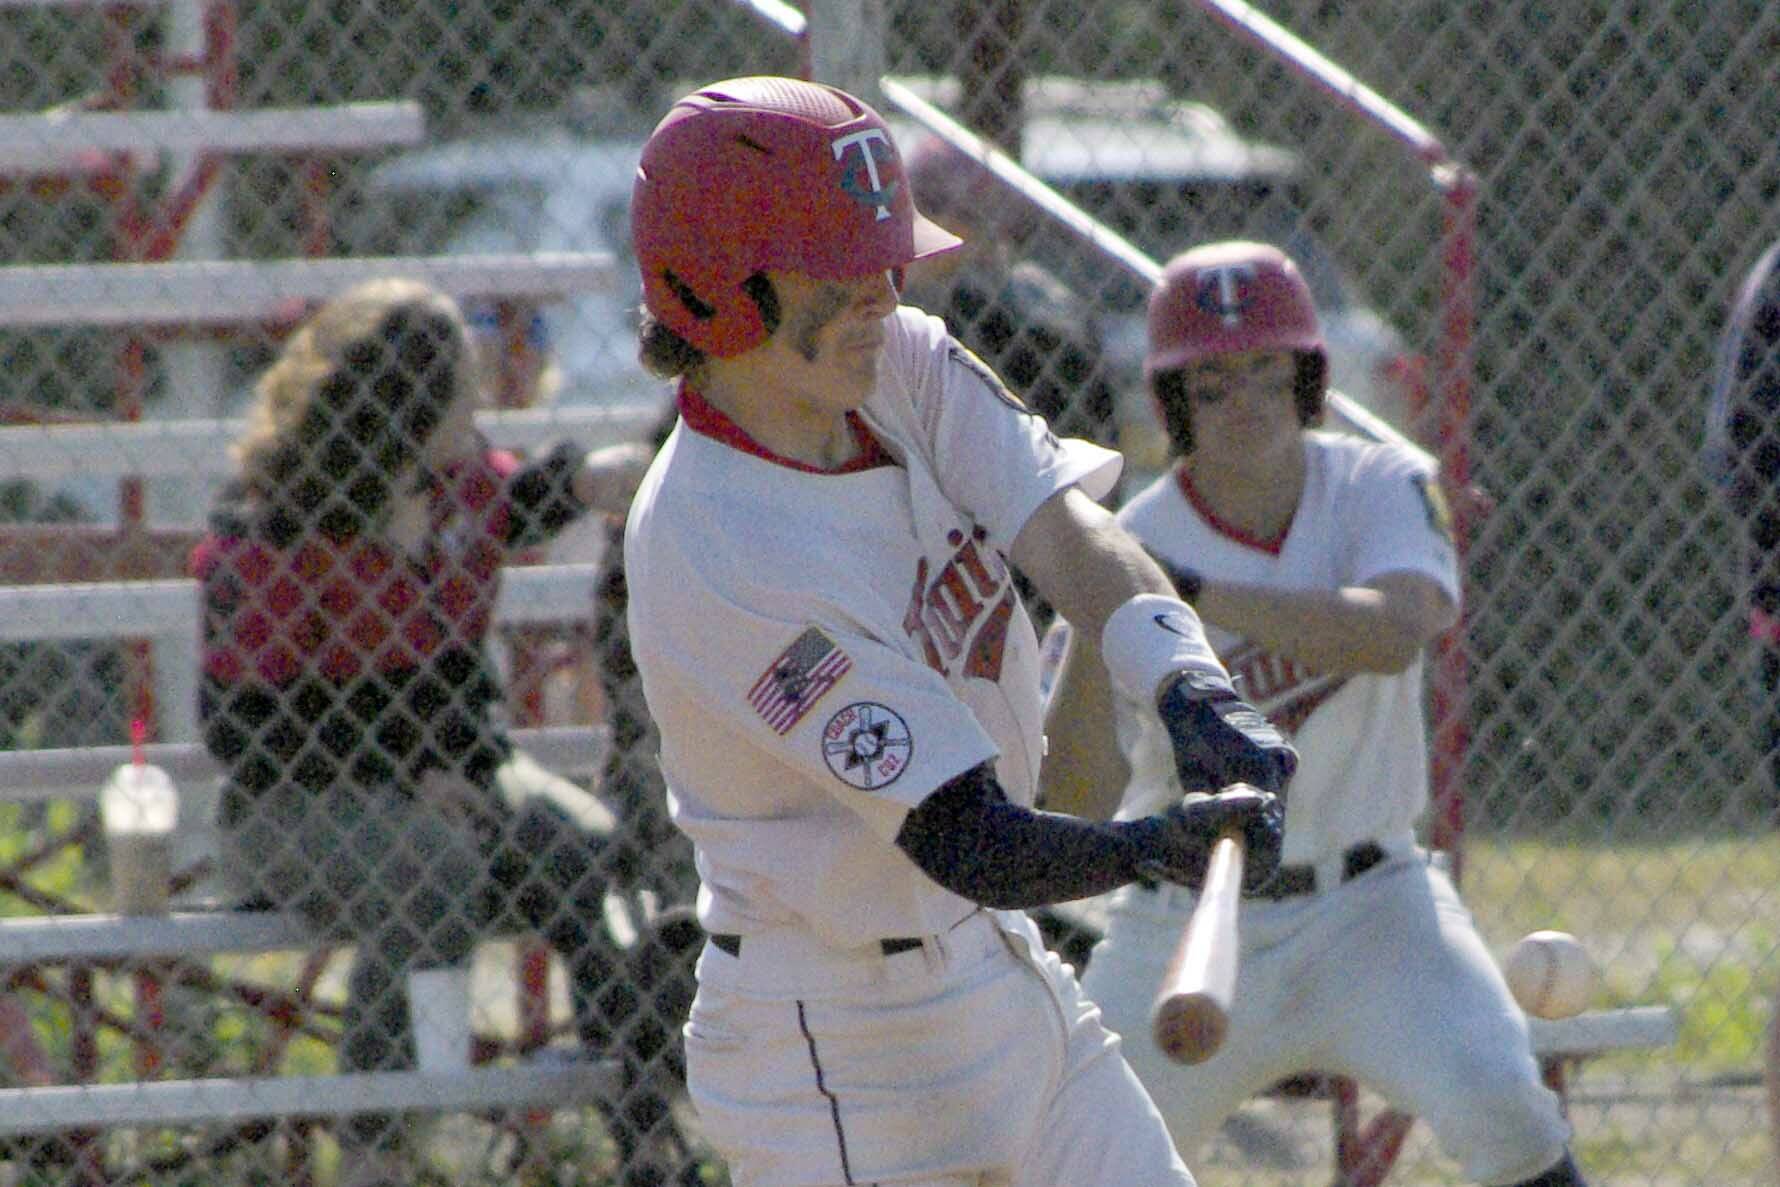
[0,0,626,1159]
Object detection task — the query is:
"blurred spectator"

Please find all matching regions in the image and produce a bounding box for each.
[589,402,687,902]
[190,278,652,1187]
[1704,238,1780,801]
[583,400,708,1186]
[465,299,562,410]
[1699,236,1780,1173]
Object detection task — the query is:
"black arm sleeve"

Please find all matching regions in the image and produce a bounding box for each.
[893,763,1167,909]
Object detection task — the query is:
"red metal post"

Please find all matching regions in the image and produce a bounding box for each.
[132,968,166,1077]
[1427,172,1479,876]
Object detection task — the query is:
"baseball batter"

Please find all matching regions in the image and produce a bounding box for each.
[621,78,1295,1187]
[1043,243,1590,1187]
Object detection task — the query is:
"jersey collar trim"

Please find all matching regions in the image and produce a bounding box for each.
[1174,463,1291,555]
[677,384,897,475]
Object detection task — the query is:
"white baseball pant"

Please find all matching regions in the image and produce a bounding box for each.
[1080,852,1571,1185]
[684,908,1194,1187]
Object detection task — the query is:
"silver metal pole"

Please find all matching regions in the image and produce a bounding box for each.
[805,0,885,106]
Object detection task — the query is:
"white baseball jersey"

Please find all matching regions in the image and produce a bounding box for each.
[625,305,1120,949]
[1112,430,1460,865]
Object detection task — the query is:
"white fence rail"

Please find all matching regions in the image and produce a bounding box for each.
[0,252,621,329]
[0,564,602,746]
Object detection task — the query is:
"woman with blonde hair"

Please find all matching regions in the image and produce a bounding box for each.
[191,278,655,1187]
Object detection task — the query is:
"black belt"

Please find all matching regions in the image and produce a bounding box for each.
[1136,840,1390,899]
[709,933,926,958]
[1248,840,1389,900]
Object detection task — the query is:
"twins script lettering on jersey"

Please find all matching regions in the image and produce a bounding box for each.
[902,525,1015,682]
[1224,642,1348,737]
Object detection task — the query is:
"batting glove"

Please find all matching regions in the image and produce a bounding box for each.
[1133,784,1285,892]
[1158,670,1298,796]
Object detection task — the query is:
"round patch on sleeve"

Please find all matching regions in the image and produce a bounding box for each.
[821,702,914,790]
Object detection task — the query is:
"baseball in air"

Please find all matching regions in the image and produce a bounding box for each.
[1503,930,1595,1020]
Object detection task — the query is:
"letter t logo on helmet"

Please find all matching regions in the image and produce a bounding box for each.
[831,128,895,221]
[631,76,961,358]
[1199,262,1259,327]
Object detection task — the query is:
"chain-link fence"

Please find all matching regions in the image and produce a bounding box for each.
[0,1,1774,1184]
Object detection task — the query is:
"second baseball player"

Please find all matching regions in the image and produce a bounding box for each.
[1043,241,1594,1187]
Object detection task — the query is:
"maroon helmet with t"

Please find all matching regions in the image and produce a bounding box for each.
[631,76,962,358]
[1146,241,1328,433]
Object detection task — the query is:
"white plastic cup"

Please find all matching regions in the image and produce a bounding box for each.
[101,763,179,916]
[408,967,472,1072]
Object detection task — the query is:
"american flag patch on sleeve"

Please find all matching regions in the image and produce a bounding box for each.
[748,627,854,735]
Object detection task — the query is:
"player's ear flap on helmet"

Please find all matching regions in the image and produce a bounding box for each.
[1295,352,1329,425]
[658,267,717,322]
[739,274,781,337]
[1150,368,1197,456]
[634,274,783,381]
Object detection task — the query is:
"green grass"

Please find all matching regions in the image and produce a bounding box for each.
[1182,831,1780,1186]
[1461,830,1780,1076]
[0,801,99,916]
[0,817,1773,1184]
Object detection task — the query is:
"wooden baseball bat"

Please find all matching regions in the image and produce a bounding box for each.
[1150,825,1246,1064]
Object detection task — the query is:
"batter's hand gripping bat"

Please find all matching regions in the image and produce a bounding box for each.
[1150,826,1245,1064]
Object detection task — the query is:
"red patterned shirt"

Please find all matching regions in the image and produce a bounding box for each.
[193,442,585,797]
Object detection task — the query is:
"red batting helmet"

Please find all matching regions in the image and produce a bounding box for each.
[631,76,962,358]
[1146,241,1328,432]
